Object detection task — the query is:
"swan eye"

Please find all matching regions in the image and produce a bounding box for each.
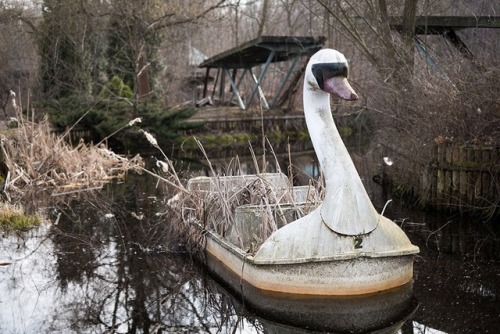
[311,62,349,90]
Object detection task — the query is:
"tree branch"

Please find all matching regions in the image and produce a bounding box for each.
[146,0,226,32]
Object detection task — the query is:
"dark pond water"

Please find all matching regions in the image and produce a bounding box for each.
[1,141,499,333]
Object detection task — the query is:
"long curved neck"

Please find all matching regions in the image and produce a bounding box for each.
[303,85,379,235]
[303,87,352,191]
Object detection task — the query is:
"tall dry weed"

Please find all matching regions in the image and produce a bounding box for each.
[0,92,144,200]
[154,136,324,254]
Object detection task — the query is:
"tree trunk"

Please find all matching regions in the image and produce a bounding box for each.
[257,0,269,37]
[401,0,417,73]
[137,52,150,100]
[322,2,335,47]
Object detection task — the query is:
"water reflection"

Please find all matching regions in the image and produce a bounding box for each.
[5,178,409,333]
[1,154,498,333]
[1,180,240,333]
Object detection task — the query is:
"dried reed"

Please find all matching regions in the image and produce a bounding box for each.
[0,93,144,200]
[149,134,324,254]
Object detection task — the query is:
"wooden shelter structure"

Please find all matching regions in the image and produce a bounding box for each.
[199,36,326,110]
[390,15,499,33]
[390,16,500,62]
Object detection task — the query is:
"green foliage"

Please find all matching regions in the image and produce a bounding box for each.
[99,76,134,99]
[41,95,106,130]
[297,129,310,140]
[123,103,204,148]
[179,132,259,150]
[42,95,203,150]
[38,25,84,98]
[338,126,353,138]
[106,6,162,93]
[0,203,41,232]
[37,1,162,100]
[106,16,135,87]
[268,130,290,142]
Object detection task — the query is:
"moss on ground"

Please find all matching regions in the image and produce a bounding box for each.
[0,203,42,231]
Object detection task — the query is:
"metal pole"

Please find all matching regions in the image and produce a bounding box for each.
[270,54,299,108]
[224,67,246,110]
[247,50,274,109]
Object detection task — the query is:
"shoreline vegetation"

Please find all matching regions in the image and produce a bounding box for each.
[141,131,325,255]
[0,88,319,252]
[0,94,145,231]
[0,90,305,235]
[1,94,497,233]
[0,202,41,232]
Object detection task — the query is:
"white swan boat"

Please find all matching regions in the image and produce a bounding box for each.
[187,48,419,296]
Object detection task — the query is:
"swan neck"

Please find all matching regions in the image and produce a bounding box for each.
[303,88,345,187]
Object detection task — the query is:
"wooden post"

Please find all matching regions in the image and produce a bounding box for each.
[451,146,460,208]
[465,148,475,205]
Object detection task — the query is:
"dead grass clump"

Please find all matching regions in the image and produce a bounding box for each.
[156,137,324,254]
[195,177,321,253]
[0,92,144,200]
[165,175,297,254]
[0,118,144,199]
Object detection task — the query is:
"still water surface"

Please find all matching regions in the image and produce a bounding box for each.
[0,146,498,333]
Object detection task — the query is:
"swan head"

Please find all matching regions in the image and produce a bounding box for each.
[306,49,359,101]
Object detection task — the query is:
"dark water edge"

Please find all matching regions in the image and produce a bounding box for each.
[1,169,498,333]
[1,135,499,334]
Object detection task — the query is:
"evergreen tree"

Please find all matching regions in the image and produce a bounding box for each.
[106,0,162,101]
[37,0,107,98]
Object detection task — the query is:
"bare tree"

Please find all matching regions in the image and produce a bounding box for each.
[0,1,38,116]
[106,0,226,104]
[256,0,269,37]
[36,0,109,99]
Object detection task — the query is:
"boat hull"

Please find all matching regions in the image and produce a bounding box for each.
[203,228,415,296]
[205,256,418,333]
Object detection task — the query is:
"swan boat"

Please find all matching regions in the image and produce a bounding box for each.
[187,49,419,297]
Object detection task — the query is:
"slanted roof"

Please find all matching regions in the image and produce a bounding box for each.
[198,36,326,110]
[200,36,326,69]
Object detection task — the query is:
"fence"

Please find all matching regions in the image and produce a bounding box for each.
[386,144,499,219]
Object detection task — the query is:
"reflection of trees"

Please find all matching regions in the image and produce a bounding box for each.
[47,171,421,333]
[404,215,500,334]
[51,199,104,291]
[48,173,259,333]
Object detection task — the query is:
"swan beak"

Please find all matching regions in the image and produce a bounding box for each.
[324,76,359,101]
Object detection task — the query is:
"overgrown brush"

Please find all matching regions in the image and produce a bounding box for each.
[0,92,144,201]
[185,174,323,253]
[144,132,324,254]
[0,89,321,246]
